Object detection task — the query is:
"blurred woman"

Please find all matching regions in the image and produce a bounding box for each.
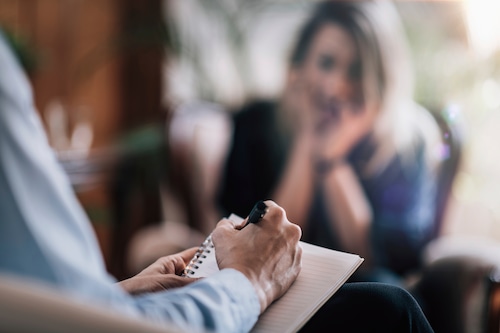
[217,0,442,284]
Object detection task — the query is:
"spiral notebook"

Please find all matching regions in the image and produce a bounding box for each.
[183,214,364,333]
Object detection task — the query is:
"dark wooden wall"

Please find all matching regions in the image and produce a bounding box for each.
[0,0,167,278]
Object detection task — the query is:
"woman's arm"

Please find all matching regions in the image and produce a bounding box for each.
[321,162,373,266]
[313,103,378,266]
[272,131,316,229]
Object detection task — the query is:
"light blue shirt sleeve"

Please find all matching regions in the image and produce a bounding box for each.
[0,31,259,333]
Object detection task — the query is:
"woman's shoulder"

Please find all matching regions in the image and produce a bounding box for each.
[410,103,443,164]
[387,103,443,179]
[365,102,442,178]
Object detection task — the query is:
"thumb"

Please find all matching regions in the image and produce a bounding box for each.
[215,217,239,231]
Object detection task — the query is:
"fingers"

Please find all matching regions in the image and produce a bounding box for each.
[142,247,199,276]
[261,200,283,221]
[215,217,237,229]
[178,247,200,265]
[257,200,302,240]
[212,199,302,247]
[209,200,302,313]
[212,200,302,241]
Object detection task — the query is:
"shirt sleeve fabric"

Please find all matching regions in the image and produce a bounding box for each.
[0,30,259,333]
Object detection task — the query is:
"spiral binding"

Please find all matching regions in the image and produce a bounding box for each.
[182,234,215,277]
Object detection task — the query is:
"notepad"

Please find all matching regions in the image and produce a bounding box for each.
[183,214,364,333]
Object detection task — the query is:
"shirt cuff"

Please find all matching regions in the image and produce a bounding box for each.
[210,268,260,329]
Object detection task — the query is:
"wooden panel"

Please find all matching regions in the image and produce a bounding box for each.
[0,0,123,148]
[0,0,166,277]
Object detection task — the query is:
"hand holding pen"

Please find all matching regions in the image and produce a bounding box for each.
[212,200,303,313]
[241,200,269,227]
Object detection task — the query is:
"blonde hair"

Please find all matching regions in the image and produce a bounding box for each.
[355,1,440,175]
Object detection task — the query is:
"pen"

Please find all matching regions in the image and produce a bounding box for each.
[245,200,268,226]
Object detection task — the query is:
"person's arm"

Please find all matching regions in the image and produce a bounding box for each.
[321,163,373,265]
[272,130,316,229]
[271,79,320,228]
[311,101,377,266]
[116,249,261,332]
[131,269,262,333]
[120,201,302,331]
[0,31,301,333]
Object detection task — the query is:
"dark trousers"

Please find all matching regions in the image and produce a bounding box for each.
[300,282,434,333]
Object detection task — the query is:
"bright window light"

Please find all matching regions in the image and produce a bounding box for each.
[463,0,500,58]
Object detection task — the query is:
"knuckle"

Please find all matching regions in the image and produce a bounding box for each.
[271,205,286,220]
[210,229,222,243]
[286,223,302,242]
[263,199,276,207]
[215,218,228,228]
[291,223,302,240]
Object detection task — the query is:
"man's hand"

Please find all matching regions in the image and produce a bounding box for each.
[118,247,199,295]
[211,200,303,314]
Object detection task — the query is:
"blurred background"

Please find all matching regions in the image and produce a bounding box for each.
[1,0,500,283]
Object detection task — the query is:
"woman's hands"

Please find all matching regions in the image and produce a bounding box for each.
[282,76,377,165]
[314,101,378,164]
[118,247,200,295]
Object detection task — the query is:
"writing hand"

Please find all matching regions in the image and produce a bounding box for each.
[211,200,302,314]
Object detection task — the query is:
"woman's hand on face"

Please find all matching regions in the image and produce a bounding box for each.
[283,71,377,162]
[118,247,200,295]
[315,102,378,162]
[281,71,317,136]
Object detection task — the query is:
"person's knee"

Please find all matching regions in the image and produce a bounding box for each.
[368,283,421,313]
[364,283,431,332]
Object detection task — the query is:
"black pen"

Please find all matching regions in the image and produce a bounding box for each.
[244,200,268,226]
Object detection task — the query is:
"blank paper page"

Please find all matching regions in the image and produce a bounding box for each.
[250,241,363,333]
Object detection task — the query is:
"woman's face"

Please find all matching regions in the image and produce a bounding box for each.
[296,22,363,121]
